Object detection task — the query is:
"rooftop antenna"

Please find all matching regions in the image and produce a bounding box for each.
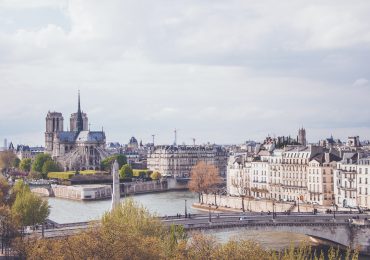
[192,138,196,146]
[152,134,155,145]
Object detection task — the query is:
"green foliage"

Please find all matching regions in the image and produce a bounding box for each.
[150,171,161,180]
[0,176,10,204]
[12,180,31,196]
[13,158,21,168]
[31,153,52,173]
[133,169,152,178]
[13,199,361,260]
[119,164,133,179]
[47,172,74,180]
[0,151,18,173]
[101,154,127,172]
[41,160,60,178]
[11,183,50,227]
[19,158,32,172]
[47,170,97,180]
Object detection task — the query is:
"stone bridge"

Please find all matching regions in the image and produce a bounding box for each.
[166,213,370,255]
[187,221,369,253]
[29,183,54,197]
[33,213,370,255]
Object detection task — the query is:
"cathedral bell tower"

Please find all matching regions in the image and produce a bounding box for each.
[45,111,64,153]
[297,127,307,146]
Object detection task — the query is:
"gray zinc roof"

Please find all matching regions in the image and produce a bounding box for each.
[76,131,105,143]
[56,132,77,142]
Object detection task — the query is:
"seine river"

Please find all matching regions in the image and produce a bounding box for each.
[48,190,312,251]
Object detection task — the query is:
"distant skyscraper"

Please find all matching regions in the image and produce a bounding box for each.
[298,127,307,146]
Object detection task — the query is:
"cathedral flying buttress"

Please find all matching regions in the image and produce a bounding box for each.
[45,92,109,171]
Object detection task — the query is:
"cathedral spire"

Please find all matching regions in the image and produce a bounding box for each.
[76,90,83,132]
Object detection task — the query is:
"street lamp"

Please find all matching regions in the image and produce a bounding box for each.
[209,205,212,223]
[184,199,187,218]
[297,196,300,213]
[272,200,276,219]
[332,203,336,219]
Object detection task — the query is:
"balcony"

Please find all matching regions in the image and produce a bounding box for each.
[339,186,356,191]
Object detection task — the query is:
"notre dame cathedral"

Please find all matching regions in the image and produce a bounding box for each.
[45,92,109,171]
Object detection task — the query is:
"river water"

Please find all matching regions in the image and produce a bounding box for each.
[48,191,369,258]
[48,190,200,223]
[47,190,313,251]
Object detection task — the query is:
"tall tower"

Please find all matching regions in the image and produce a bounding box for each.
[111,160,120,211]
[70,91,88,132]
[45,111,64,153]
[174,129,177,146]
[76,91,84,132]
[298,127,307,146]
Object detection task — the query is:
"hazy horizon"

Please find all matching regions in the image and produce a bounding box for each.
[1,1,370,146]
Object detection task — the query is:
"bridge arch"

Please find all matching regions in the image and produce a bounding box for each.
[185,222,364,251]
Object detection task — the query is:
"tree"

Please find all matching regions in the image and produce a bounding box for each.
[41,160,60,178]
[12,187,50,228]
[31,153,52,173]
[189,161,222,204]
[0,176,10,205]
[119,164,133,179]
[13,158,20,169]
[9,180,31,207]
[12,180,30,196]
[0,151,17,174]
[11,199,360,260]
[19,158,32,172]
[0,205,20,253]
[101,154,127,172]
[150,171,161,180]
[231,174,250,212]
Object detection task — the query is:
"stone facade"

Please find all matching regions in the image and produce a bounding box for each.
[227,145,341,206]
[44,93,109,171]
[147,145,228,178]
[307,152,340,206]
[334,153,370,209]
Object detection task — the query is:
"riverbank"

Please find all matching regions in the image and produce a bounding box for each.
[199,194,354,213]
[31,181,169,200]
[192,203,241,213]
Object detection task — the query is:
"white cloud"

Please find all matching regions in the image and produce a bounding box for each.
[353,78,369,87]
[0,0,67,9]
[0,1,370,145]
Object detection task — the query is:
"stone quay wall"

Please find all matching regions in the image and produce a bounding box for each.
[122,181,168,195]
[200,194,314,213]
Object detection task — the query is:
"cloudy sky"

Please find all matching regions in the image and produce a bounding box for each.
[0,0,370,146]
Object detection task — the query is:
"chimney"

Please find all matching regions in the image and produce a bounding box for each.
[325,152,330,163]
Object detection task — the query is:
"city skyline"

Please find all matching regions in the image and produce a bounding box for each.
[1,1,370,145]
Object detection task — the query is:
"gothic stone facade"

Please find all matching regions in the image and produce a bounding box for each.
[45,94,108,171]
